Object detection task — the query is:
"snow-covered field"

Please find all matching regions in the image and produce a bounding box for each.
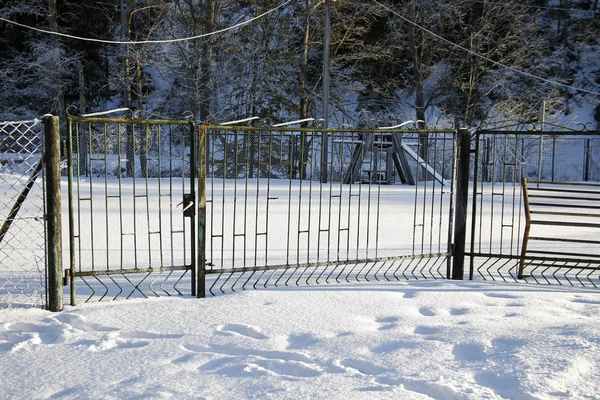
[2,154,600,399]
[1,280,599,399]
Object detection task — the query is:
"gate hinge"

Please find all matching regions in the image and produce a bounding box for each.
[182,193,195,217]
[61,140,68,158]
[63,269,71,287]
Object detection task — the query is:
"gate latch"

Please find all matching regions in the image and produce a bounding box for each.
[182,194,195,217]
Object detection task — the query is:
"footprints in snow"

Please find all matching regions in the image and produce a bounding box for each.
[0,314,182,353]
[336,358,391,375]
[182,326,324,378]
[87,330,184,352]
[217,323,268,340]
[287,333,320,349]
[375,316,399,330]
[452,337,533,399]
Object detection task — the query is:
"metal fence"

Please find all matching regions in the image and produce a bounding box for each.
[0,119,47,309]
[4,114,600,311]
[468,125,600,287]
[202,126,457,294]
[63,117,457,302]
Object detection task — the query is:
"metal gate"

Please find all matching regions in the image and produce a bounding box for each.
[64,116,458,303]
[200,125,458,294]
[65,112,197,303]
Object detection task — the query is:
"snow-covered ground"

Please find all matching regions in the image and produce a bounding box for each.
[2,148,599,399]
[1,280,599,399]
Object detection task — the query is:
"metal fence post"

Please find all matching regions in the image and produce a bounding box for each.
[189,122,197,297]
[197,125,207,298]
[44,116,63,311]
[452,128,470,280]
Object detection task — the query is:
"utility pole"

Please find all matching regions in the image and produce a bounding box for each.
[320,0,331,183]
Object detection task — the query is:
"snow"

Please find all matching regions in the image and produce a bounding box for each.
[1,280,600,399]
[2,143,600,399]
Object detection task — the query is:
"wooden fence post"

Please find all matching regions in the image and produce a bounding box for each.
[44,116,63,311]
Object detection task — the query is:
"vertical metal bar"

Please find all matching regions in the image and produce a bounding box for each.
[375,138,383,259]
[104,123,110,274]
[197,125,206,298]
[509,135,520,254]
[88,121,96,273]
[336,134,345,261]
[232,130,239,271]
[420,133,428,254]
[345,134,353,262]
[180,126,187,272]
[144,125,151,269]
[551,136,556,182]
[585,138,591,182]
[168,126,175,271]
[252,129,262,269]
[452,128,470,280]
[131,122,139,270]
[286,132,294,266]
[67,118,76,305]
[44,116,63,312]
[297,131,305,265]
[469,133,481,279]
[157,126,164,271]
[446,132,457,279]
[243,131,250,269]
[518,178,531,279]
[190,122,197,296]
[411,138,420,255]
[118,122,125,273]
[429,133,437,256]
[365,134,374,260]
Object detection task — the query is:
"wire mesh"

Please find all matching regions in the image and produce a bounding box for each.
[0,119,46,309]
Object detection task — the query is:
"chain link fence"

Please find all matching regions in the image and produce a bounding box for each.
[0,119,46,309]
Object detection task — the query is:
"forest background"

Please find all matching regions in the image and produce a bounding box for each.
[1,0,600,129]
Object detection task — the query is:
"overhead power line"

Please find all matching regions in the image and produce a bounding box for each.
[371,0,600,97]
[0,0,293,45]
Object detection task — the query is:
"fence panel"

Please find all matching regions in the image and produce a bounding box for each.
[469,127,600,287]
[202,126,457,294]
[0,119,46,308]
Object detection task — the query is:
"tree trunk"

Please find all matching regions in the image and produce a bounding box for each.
[122,0,135,177]
[299,0,311,180]
[408,2,428,180]
[78,62,89,176]
[137,60,148,177]
[199,0,215,121]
